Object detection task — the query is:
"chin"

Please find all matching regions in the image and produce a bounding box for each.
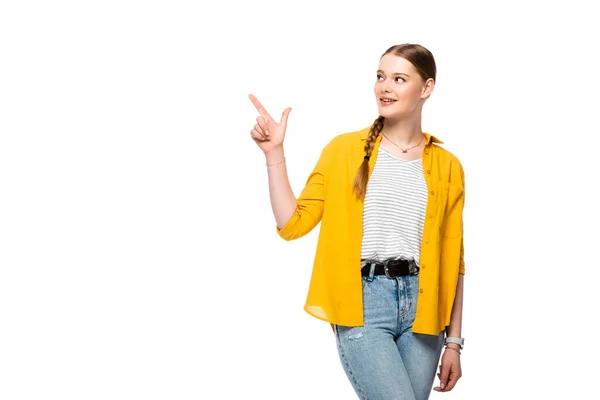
[378,108,403,118]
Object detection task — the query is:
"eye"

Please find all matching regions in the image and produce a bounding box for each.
[376,74,405,83]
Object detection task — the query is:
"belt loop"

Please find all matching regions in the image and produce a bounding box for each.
[368,262,376,281]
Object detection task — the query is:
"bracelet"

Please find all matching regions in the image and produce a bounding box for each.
[266,157,286,167]
[444,345,461,355]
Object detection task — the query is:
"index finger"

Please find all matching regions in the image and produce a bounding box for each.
[248,94,273,122]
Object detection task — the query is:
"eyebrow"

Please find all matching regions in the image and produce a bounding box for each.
[377,70,410,77]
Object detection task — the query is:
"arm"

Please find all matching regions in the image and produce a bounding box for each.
[270,140,333,241]
[265,147,298,229]
[446,158,466,337]
[435,160,466,393]
[445,274,464,339]
[437,272,464,392]
[249,94,324,237]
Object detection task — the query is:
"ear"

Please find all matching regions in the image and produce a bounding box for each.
[422,78,435,99]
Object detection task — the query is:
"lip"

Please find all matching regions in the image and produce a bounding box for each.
[379,97,397,106]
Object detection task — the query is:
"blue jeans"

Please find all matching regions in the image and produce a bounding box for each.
[333,267,445,400]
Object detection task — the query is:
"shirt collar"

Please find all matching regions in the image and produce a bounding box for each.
[359,126,444,145]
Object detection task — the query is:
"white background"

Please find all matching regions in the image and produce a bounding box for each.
[1,0,599,399]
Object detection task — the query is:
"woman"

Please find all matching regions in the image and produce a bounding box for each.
[248,43,465,400]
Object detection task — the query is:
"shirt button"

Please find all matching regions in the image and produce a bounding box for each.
[421,264,426,269]
[427,169,431,174]
[425,150,428,154]
[428,215,433,219]
[420,288,424,293]
[425,239,429,243]
[431,191,435,195]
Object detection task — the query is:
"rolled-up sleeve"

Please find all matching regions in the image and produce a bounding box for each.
[458,160,466,275]
[459,235,465,275]
[276,140,334,241]
[444,157,466,275]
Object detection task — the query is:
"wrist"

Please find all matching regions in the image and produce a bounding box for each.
[265,146,285,162]
[445,328,461,338]
[444,336,464,350]
[445,343,461,350]
[444,345,461,355]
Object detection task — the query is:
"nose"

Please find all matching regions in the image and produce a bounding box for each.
[380,78,392,93]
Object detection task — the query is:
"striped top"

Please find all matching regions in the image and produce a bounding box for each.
[360,146,428,265]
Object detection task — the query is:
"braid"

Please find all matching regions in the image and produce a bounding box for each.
[352,115,385,200]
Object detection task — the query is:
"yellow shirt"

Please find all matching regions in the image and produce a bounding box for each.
[276,127,465,336]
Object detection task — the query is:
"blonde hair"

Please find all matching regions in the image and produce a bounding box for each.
[352,43,437,201]
[352,115,384,199]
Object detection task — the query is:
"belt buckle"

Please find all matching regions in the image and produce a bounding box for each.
[384,263,393,278]
[409,261,419,275]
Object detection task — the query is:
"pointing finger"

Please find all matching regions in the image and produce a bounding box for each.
[249,94,273,123]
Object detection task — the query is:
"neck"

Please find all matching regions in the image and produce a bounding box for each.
[380,116,424,147]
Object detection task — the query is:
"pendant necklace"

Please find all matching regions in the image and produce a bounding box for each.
[381,132,425,153]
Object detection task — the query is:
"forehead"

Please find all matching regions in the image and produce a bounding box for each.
[377,54,416,75]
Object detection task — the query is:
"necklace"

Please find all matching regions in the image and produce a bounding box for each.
[381,132,425,153]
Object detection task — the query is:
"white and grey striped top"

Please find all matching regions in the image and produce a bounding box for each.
[360,146,428,265]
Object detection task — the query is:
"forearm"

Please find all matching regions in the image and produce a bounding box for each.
[265,147,298,229]
[445,274,464,338]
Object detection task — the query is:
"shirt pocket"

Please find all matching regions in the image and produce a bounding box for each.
[441,185,464,239]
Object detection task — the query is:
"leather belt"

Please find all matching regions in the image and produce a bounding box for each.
[361,258,420,278]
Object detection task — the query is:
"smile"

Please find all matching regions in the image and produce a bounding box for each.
[380,98,397,105]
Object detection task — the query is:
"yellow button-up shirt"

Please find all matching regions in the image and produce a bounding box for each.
[276,127,465,336]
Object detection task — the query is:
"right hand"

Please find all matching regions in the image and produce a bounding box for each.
[248,94,292,155]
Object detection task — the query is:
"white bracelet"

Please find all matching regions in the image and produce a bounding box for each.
[444,336,464,349]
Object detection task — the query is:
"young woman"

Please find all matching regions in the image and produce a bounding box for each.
[249,43,465,400]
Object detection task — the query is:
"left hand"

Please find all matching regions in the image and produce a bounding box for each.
[433,346,462,392]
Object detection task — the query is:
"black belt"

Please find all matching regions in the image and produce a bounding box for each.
[361,258,419,278]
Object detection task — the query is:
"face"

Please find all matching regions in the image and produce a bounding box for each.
[374,54,434,118]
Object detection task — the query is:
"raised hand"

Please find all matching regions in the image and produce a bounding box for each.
[248,94,292,155]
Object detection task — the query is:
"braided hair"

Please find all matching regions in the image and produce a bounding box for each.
[352,115,384,200]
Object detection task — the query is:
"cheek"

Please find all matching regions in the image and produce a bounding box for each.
[407,85,424,99]
[395,88,421,106]
[395,96,418,111]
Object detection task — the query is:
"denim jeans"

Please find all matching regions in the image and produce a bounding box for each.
[333,265,445,400]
